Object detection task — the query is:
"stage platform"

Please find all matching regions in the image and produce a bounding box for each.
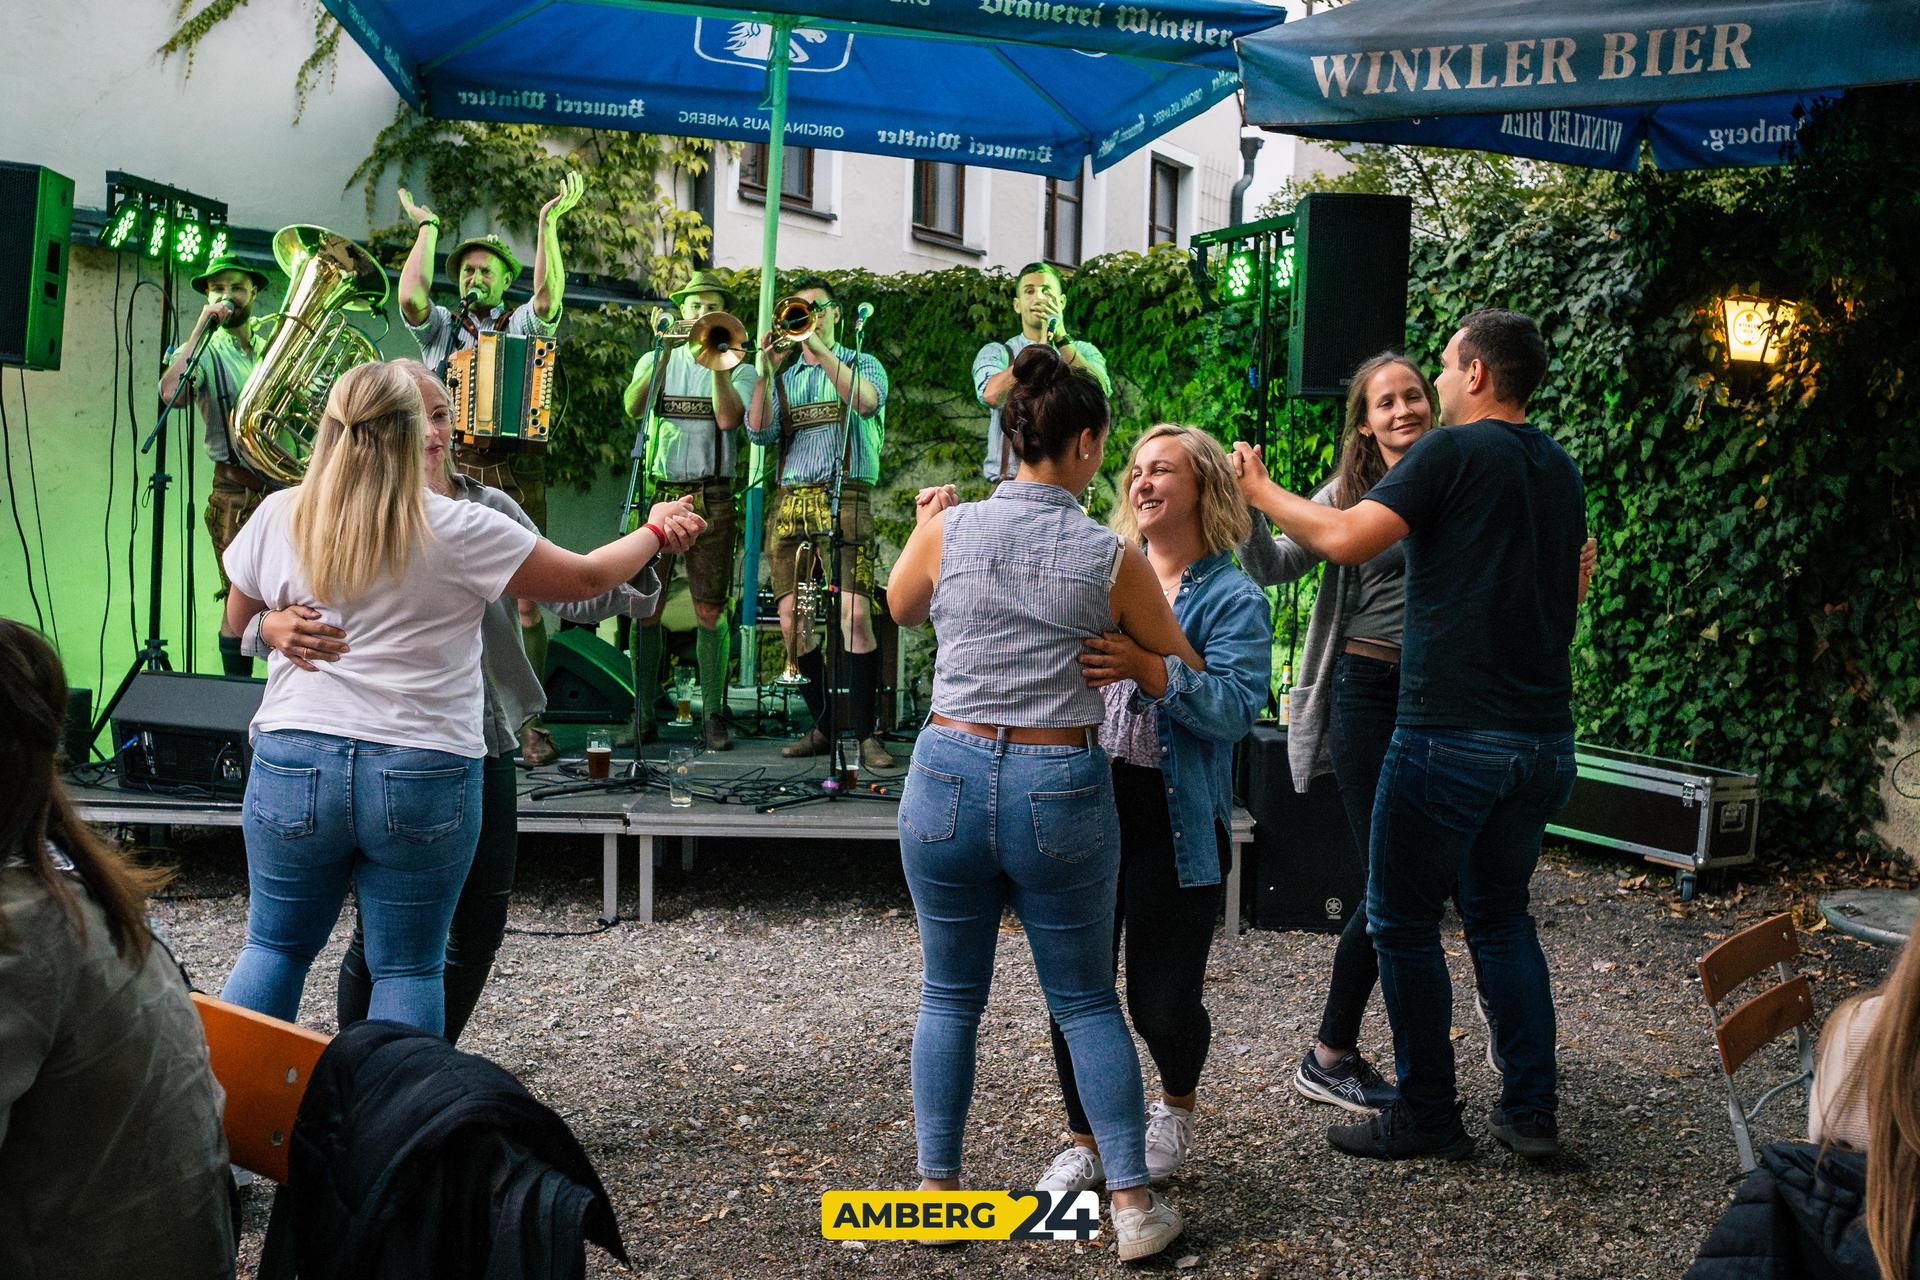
[67,727,1256,936]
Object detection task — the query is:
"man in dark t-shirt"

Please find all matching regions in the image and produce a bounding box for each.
[1233,310,1589,1163]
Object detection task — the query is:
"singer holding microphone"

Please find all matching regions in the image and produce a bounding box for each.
[159,255,276,678]
[973,262,1110,485]
[744,277,894,770]
[397,176,585,761]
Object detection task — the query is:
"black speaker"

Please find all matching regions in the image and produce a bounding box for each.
[0,162,74,371]
[543,628,635,723]
[1287,193,1412,399]
[111,672,264,797]
[1242,724,1364,932]
[61,687,93,769]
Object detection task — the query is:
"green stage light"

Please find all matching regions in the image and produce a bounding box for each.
[1274,244,1295,291]
[103,196,141,250]
[173,216,205,267]
[206,224,229,262]
[143,209,169,260]
[1224,249,1255,300]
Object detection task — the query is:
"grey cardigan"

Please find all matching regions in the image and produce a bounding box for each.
[1236,483,1357,792]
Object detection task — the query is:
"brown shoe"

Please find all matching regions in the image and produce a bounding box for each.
[701,715,733,752]
[517,721,558,769]
[860,736,897,771]
[781,726,830,758]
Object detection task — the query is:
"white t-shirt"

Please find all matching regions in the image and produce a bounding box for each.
[223,489,539,757]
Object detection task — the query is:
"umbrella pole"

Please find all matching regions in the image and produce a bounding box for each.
[738,17,793,690]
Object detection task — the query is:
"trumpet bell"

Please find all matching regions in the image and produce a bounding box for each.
[687,310,747,372]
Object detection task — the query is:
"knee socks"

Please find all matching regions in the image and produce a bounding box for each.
[696,624,730,722]
[218,633,252,678]
[633,625,664,732]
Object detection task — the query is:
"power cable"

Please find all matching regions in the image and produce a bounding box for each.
[1,387,45,630]
[17,369,60,650]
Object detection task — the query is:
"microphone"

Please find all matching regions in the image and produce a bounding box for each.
[1044,314,1060,344]
[213,298,237,323]
[461,288,483,310]
[853,302,873,335]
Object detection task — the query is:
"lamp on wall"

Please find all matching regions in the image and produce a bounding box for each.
[1722,294,1797,365]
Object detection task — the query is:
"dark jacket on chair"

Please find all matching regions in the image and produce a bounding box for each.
[1683,1141,1914,1280]
[281,1019,627,1280]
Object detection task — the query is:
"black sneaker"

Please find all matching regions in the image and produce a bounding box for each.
[1294,1049,1397,1114]
[1474,988,1508,1077]
[1489,1106,1560,1160]
[1328,1100,1475,1162]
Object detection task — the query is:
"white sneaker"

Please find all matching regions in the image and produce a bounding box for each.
[1111,1189,1183,1262]
[1037,1143,1105,1193]
[1143,1100,1194,1182]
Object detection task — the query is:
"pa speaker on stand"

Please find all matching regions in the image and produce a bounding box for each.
[1287,193,1412,399]
[0,161,73,371]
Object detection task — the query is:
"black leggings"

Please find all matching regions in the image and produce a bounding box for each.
[1050,760,1227,1136]
[1315,653,1399,1052]
[337,750,518,1044]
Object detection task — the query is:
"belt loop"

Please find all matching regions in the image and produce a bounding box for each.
[994,725,1010,757]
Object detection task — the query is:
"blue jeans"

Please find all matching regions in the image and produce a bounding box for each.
[899,725,1148,1189]
[220,729,481,1035]
[1366,727,1577,1126]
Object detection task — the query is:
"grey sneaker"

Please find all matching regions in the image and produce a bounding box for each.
[1143,1100,1193,1182]
[1037,1143,1105,1193]
[1111,1189,1182,1262]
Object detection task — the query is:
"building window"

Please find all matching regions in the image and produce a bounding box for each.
[740,144,815,210]
[912,161,966,246]
[1149,156,1182,247]
[1044,166,1084,267]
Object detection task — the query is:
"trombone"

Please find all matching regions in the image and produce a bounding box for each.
[660,309,749,371]
[769,294,821,350]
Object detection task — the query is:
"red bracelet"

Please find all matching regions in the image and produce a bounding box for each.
[644,521,667,544]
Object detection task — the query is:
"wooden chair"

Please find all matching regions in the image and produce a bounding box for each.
[191,993,331,1184]
[1696,913,1817,1172]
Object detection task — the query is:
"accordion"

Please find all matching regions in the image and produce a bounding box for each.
[445,333,557,450]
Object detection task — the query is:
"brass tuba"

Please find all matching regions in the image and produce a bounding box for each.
[775,541,825,686]
[231,225,388,486]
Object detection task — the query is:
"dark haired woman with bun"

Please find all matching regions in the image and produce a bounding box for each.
[0,619,236,1279]
[885,344,1200,1262]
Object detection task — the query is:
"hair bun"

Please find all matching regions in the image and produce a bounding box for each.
[1011,340,1063,390]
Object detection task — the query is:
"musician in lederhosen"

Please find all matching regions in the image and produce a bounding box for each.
[622,270,758,749]
[745,276,895,770]
[396,178,583,763]
[159,255,275,677]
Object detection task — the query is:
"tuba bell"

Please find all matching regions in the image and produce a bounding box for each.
[231,225,388,486]
[775,541,825,686]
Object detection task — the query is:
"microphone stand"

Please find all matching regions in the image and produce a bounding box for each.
[92,313,225,741]
[764,313,890,811]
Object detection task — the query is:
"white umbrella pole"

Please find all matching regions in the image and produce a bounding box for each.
[738,17,793,687]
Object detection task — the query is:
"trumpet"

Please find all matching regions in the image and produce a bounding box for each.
[659,309,749,371]
[776,541,825,686]
[769,293,820,350]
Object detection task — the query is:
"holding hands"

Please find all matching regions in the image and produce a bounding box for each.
[914,484,959,527]
[1229,441,1278,507]
[1080,630,1166,697]
[644,496,706,553]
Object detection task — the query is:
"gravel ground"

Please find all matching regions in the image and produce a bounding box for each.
[145,830,1906,1279]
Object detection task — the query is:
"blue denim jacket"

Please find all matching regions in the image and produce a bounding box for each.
[1129,549,1272,888]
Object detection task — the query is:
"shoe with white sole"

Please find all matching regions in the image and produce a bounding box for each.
[1036,1143,1105,1193]
[1143,1100,1194,1182]
[1111,1189,1183,1262]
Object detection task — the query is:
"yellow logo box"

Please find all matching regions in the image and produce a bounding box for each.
[820,1190,1101,1241]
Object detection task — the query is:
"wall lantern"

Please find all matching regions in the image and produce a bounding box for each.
[1722,294,1797,365]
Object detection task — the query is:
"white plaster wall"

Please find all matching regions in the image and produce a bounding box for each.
[0,0,407,238]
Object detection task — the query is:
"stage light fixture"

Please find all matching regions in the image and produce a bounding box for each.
[143,208,170,260]
[1274,243,1295,291]
[102,192,142,250]
[1722,294,1796,365]
[206,214,229,263]
[173,214,206,267]
[1224,248,1255,300]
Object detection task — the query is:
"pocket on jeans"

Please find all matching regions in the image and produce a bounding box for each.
[1030,784,1106,864]
[383,766,469,845]
[901,763,962,843]
[1424,740,1513,821]
[249,759,318,838]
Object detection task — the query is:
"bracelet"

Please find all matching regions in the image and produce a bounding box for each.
[643,521,667,545]
[416,217,440,232]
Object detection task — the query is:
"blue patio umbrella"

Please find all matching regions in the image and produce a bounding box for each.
[1237,0,1920,169]
[321,0,1287,669]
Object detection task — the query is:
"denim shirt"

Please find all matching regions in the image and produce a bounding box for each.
[1128,548,1272,888]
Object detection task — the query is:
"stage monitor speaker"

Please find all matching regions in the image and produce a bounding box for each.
[544,628,635,724]
[1241,724,1364,932]
[0,162,74,371]
[111,672,263,797]
[1287,193,1412,399]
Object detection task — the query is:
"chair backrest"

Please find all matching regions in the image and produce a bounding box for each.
[192,993,331,1184]
[1696,913,1817,1171]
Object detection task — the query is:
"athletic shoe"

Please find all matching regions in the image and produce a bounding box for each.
[1294,1048,1398,1114]
[1474,987,1507,1077]
[1328,1100,1475,1162]
[1490,1106,1560,1160]
[1036,1143,1105,1194]
[1111,1189,1182,1263]
[1143,1100,1193,1182]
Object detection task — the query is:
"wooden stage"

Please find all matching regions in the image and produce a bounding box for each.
[68,729,1256,936]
